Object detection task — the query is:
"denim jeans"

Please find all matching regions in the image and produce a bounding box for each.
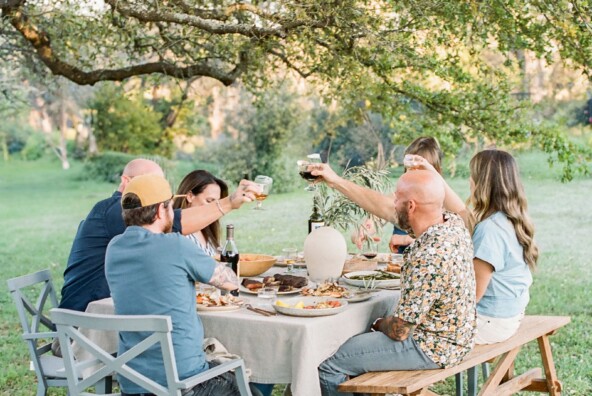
[318,332,439,396]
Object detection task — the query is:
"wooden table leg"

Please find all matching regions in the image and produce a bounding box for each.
[538,334,563,395]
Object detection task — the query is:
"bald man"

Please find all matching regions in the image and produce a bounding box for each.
[59,159,259,312]
[317,171,477,396]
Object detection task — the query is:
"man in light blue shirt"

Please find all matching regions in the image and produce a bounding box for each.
[106,174,259,396]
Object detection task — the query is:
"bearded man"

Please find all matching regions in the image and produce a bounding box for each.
[105,174,261,396]
[311,168,476,396]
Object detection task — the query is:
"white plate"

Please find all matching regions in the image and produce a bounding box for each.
[196,303,242,312]
[342,271,400,288]
[240,276,308,295]
[273,297,348,317]
[343,293,373,303]
[239,285,305,295]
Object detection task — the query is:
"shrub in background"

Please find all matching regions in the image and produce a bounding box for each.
[90,85,172,157]
[20,133,47,160]
[207,83,308,193]
[80,151,174,183]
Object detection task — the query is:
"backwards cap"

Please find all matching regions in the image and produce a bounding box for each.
[123,174,177,208]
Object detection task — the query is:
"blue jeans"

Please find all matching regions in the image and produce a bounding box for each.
[318,332,439,396]
[252,383,274,396]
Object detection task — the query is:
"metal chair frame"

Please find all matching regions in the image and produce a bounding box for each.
[7,269,69,396]
[51,308,252,396]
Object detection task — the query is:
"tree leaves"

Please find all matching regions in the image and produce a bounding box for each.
[2,0,591,176]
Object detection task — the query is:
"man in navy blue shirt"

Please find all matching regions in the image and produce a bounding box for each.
[59,158,259,312]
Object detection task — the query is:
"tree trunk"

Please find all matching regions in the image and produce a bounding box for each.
[209,86,225,140]
[58,82,70,170]
[1,133,8,162]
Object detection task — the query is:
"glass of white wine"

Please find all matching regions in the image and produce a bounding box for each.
[253,175,273,210]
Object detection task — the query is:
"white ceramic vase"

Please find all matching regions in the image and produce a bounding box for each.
[303,226,347,282]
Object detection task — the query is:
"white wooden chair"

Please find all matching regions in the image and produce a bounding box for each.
[6,269,69,396]
[50,308,252,396]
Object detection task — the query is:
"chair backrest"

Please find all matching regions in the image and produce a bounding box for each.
[51,308,186,396]
[7,269,59,337]
[7,269,64,388]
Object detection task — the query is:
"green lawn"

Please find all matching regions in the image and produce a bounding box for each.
[1,154,591,395]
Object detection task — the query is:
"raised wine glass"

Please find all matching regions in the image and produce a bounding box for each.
[253,175,273,210]
[297,153,322,191]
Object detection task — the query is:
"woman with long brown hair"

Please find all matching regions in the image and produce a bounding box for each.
[467,149,538,343]
[173,170,229,256]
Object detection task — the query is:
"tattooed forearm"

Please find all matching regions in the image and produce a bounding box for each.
[378,316,415,341]
[208,262,239,291]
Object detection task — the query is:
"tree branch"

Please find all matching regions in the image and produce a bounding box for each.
[3,5,249,85]
[268,49,314,78]
[105,0,287,38]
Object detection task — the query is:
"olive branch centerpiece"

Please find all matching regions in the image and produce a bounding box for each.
[315,165,393,243]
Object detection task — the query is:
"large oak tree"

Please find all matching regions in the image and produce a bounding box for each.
[2,0,591,178]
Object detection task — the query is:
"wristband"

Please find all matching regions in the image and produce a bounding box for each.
[215,199,226,216]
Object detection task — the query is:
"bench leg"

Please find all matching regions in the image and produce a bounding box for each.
[455,372,464,396]
[467,366,478,396]
[482,362,490,379]
[479,346,520,396]
[537,334,563,395]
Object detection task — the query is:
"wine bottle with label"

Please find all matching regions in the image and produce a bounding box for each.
[220,224,240,296]
[308,196,325,234]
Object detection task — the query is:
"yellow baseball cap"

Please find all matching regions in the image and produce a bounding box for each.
[122,174,185,208]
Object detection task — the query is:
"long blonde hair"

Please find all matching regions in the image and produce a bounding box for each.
[468,149,538,270]
[405,136,443,174]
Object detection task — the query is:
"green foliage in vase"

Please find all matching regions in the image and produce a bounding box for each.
[316,165,392,235]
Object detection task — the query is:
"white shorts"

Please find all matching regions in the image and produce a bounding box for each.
[475,312,524,345]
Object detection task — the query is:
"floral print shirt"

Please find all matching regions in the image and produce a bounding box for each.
[394,211,476,368]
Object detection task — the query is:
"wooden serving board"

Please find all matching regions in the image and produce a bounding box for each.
[342,258,378,274]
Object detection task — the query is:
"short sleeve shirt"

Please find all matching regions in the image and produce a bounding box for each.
[59,191,182,311]
[105,226,215,394]
[395,211,477,368]
[472,211,532,318]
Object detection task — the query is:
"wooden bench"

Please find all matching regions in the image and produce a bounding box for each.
[338,315,570,396]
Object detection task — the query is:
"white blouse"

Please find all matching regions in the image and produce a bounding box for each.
[186,233,218,257]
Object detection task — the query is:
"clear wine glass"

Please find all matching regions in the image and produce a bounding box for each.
[253,175,273,210]
[360,239,378,259]
[297,153,322,191]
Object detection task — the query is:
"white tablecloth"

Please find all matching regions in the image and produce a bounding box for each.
[201,291,398,396]
[83,270,400,396]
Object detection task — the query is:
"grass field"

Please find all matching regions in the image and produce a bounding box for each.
[1,152,591,395]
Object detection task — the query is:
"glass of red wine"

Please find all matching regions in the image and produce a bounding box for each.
[297,153,322,191]
[360,238,378,259]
